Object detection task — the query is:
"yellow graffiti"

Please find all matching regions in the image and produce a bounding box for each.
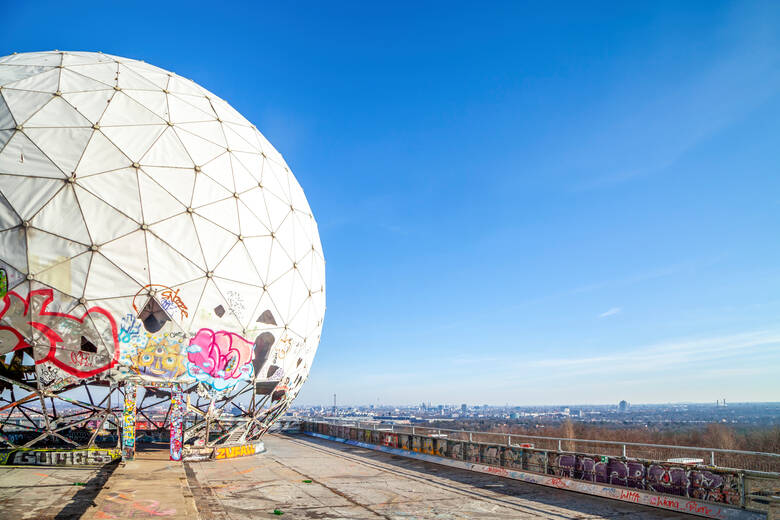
[133,336,187,379]
[215,444,256,459]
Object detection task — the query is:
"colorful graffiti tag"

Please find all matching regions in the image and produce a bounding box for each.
[118,314,148,366]
[0,289,119,378]
[186,329,254,390]
[0,448,121,466]
[169,386,184,461]
[215,443,258,459]
[0,268,6,299]
[132,285,189,320]
[122,384,137,459]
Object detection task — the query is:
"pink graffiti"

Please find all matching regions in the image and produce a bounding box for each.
[187,328,253,379]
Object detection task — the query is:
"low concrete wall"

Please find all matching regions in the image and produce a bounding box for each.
[182,441,264,462]
[303,421,779,520]
[0,447,121,466]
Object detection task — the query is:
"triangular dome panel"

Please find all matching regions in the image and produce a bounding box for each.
[31,185,90,244]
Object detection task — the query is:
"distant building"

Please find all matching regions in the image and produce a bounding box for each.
[619,400,630,413]
[461,404,467,413]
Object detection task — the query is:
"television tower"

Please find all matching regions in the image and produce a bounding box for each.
[333,393,336,415]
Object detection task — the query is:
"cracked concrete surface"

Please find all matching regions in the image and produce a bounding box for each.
[0,434,695,519]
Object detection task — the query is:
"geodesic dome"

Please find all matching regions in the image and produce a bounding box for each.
[0,51,325,457]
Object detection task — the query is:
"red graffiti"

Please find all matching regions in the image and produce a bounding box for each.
[620,489,640,502]
[0,289,119,378]
[550,478,567,489]
[485,466,509,477]
[650,495,680,510]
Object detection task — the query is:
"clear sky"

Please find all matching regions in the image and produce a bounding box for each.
[3,1,779,406]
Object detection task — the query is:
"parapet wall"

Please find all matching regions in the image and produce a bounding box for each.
[302,421,780,520]
[0,447,121,466]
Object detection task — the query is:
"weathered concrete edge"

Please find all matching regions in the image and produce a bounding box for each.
[304,431,764,520]
[0,447,121,466]
[182,441,265,462]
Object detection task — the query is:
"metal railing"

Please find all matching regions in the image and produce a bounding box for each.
[305,417,780,474]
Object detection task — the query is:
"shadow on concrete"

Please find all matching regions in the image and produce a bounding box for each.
[54,460,119,520]
[283,434,691,519]
[135,441,171,460]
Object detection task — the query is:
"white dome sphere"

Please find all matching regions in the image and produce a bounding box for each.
[0,51,324,404]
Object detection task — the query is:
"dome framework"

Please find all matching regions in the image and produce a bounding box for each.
[0,51,325,461]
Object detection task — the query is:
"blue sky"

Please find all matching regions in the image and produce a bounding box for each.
[3,1,779,405]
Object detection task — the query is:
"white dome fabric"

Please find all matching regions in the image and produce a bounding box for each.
[0,51,324,406]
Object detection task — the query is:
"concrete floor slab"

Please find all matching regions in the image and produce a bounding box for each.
[186,434,692,519]
[0,434,698,519]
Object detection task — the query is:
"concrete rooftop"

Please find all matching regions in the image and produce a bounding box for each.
[0,434,696,519]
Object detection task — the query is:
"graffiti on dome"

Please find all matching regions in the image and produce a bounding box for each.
[186,329,254,390]
[0,289,119,378]
[118,314,148,366]
[275,337,292,360]
[132,285,189,333]
[134,334,188,380]
[36,363,76,389]
[225,291,246,318]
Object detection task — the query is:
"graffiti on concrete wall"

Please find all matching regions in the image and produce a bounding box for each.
[169,386,184,461]
[550,453,741,504]
[215,443,260,459]
[122,384,137,459]
[311,424,746,509]
[0,448,121,465]
[0,268,6,299]
[0,289,119,377]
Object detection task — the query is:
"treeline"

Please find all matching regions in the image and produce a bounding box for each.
[430,419,780,454]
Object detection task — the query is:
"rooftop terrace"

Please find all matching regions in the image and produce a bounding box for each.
[0,433,699,519]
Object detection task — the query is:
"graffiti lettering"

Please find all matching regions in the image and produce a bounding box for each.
[132,285,188,319]
[215,444,257,459]
[650,495,680,509]
[186,328,254,390]
[620,489,640,502]
[0,448,120,465]
[550,477,567,489]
